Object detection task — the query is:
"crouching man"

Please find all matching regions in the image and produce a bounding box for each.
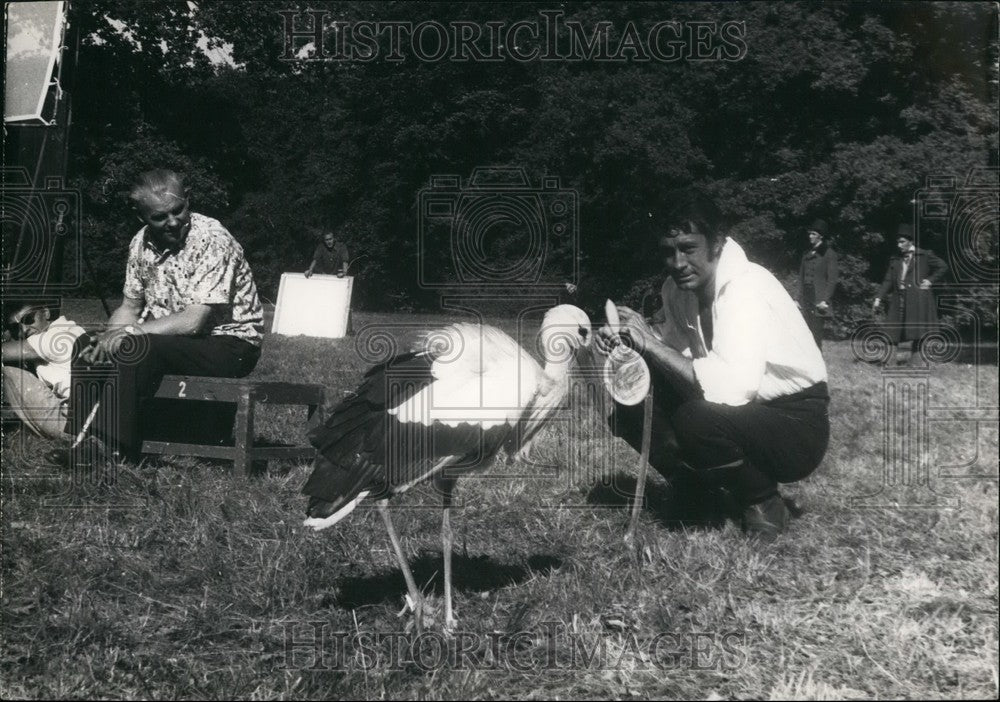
[601,191,830,542]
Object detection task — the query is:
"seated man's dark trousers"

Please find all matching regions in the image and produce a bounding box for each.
[609,369,829,516]
[69,334,261,462]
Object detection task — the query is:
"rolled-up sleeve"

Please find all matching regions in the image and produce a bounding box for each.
[691,278,768,406]
[122,236,146,301]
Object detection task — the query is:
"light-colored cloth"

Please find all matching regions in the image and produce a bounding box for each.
[899,252,913,288]
[2,365,70,439]
[24,315,86,399]
[123,212,264,346]
[662,237,827,406]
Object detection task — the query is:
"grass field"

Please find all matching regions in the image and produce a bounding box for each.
[2,301,997,699]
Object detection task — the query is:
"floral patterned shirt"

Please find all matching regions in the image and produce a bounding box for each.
[123,213,264,346]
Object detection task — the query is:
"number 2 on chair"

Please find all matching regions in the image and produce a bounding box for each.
[178,381,187,398]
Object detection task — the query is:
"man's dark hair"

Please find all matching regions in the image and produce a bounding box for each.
[648,188,726,251]
[309,226,337,240]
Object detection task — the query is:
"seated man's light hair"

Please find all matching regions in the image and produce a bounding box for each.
[129,169,188,205]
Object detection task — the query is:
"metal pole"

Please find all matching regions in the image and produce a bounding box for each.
[625,386,653,543]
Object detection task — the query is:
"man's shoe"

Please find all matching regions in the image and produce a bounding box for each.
[741,493,790,543]
[781,495,805,518]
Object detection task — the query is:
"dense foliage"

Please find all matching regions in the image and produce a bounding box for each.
[65,1,998,333]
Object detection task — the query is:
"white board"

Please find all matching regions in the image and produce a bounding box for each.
[4,2,66,123]
[272,273,353,338]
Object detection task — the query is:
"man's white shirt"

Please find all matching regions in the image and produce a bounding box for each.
[663,238,827,406]
[25,316,87,400]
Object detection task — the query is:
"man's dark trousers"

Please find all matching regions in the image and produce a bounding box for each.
[610,378,829,510]
[69,334,260,461]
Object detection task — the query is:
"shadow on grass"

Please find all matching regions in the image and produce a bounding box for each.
[333,552,563,609]
[585,472,730,531]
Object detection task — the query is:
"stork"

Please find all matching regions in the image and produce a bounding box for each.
[301,304,593,630]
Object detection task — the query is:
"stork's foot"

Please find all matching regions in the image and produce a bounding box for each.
[398,594,459,635]
[400,594,430,635]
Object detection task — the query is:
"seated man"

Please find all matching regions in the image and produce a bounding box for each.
[2,303,86,440]
[69,168,264,464]
[601,191,829,541]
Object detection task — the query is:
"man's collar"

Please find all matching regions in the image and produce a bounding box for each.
[712,237,751,300]
[142,226,189,261]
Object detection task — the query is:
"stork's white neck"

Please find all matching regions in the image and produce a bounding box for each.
[543,359,573,377]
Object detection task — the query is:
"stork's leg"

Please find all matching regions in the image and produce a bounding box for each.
[439,476,459,631]
[376,499,423,630]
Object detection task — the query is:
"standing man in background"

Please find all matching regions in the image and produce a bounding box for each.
[304,227,354,335]
[304,228,349,279]
[798,219,839,349]
[873,224,949,365]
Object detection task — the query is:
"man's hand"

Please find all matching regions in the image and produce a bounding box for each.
[77,331,116,365]
[304,269,313,278]
[77,326,143,365]
[872,298,882,313]
[337,267,346,278]
[596,305,656,355]
[919,279,932,290]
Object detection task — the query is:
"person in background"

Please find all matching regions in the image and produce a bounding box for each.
[798,219,839,349]
[304,227,354,335]
[873,223,949,365]
[2,303,86,440]
[305,229,348,278]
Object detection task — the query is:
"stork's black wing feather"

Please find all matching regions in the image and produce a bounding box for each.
[302,351,514,510]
